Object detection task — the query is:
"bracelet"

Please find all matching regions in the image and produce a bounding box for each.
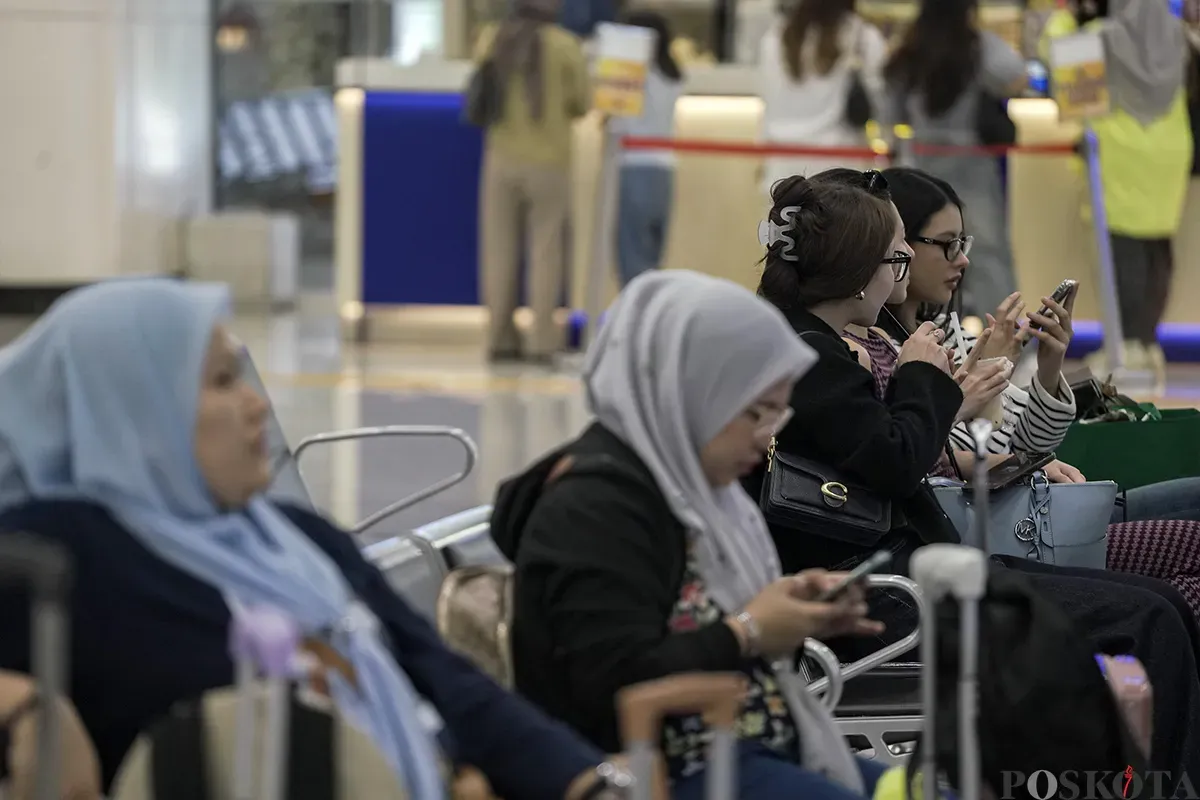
[578,761,635,800]
[734,611,762,658]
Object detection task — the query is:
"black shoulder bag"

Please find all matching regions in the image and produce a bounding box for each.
[758,332,892,546]
[759,442,893,547]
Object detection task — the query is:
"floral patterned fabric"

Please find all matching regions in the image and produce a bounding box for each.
[661,547,800,779]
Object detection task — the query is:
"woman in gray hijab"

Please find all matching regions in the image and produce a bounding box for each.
[491,270,893,799]
[472,0,590,364]
[1048,0,1194,376]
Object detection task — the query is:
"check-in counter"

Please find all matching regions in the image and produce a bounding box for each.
[335,57,1200,356]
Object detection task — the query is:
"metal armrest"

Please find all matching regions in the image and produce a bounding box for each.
[801,638,844,710]
[413,505,493,548]
[294,426,479,534]
[804,574,924,699]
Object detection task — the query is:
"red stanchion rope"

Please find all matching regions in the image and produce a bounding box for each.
[619,136,1077,159]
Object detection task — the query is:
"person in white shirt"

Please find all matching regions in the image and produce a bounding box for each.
[610,12,684,286]
[757,0,887,193]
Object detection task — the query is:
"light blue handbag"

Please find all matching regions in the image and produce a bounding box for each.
[933,472,1118,570]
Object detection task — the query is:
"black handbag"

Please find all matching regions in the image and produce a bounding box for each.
[975,91,1016,146]
[463,59,502,127]
[845,21,873,129]
[759,440,892,547]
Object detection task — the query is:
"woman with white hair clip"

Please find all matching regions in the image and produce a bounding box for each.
[0,279,628,800]
[492,270,894,799]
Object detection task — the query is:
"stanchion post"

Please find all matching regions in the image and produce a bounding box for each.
[582,23,654,351]
[582,124,621,352]
[1083,126,1125,375]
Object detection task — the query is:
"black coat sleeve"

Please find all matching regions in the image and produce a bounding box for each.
[280,506,603,800]
[778,332,964,499]
[519,470,742,722]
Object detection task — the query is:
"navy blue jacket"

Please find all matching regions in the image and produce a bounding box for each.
[0,499,602,797]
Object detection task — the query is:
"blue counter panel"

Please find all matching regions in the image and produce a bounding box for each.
[362,91,483,306]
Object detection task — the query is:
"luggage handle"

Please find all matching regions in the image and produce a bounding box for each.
[0,534,72,800]
[617,674,746,800]
[912,545,988,800]
[0,535,72,599]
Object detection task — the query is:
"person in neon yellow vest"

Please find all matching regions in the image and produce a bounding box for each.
[1040,0,1193,376]
[1036,0,1195,376]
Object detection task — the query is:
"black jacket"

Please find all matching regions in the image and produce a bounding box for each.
[0,500,601,797]
[744,307,964,576]
[491,423,743,753]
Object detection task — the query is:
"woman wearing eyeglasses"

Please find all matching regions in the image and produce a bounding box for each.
[877,166,1077,461]
[745,170,993,583]
[747,170,1200,782]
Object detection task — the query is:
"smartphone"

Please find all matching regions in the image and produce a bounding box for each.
[986,451,1056,491]
[816,550,892,603]
[1031,279,1078,329]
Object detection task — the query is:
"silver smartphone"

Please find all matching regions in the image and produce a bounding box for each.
[815,550,892,603]
[1031,279,1079,328]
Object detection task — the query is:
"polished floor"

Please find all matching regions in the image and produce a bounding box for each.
[5,293,1200,547]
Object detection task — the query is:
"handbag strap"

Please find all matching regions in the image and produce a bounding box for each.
[1028,473,1052,560]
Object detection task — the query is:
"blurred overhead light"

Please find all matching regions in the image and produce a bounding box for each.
[216,24,250,53]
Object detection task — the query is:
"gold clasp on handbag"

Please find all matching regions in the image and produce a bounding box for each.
[820,481,849,508]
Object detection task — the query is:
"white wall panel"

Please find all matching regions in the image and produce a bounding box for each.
[0,0,210,284]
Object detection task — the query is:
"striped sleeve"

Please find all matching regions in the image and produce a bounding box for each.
[940,313,1076,454]
[1008,372,1076,453]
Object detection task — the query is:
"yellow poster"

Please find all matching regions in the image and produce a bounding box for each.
[593,58,649,117]
[592,23,654,118]
[1049,31,1110,121]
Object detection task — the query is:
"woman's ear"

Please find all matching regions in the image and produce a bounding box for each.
[843,339,873,372]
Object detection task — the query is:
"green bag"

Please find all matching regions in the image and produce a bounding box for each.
[1056,406,1200,490]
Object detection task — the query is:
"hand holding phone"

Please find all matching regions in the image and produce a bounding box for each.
[1030,279,1078,331]
[815,551,893,602]
[1027,279,1078,388]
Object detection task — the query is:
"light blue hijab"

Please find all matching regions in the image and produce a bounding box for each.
[0,279,447,799]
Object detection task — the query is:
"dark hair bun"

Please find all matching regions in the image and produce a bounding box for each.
[769,175,815,208]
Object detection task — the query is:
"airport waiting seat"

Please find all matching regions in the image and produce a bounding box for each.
[413,506,503,569]
[239,346,478,615]
[362,533,448,621]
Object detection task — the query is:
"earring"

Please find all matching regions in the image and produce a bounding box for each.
[855,291,866,300]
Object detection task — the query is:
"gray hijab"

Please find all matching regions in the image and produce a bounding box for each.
[1103,0,1186,125]
[490,0,561,120]
[584,270,865,794]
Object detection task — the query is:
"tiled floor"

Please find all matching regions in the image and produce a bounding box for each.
[5,293,1200,547]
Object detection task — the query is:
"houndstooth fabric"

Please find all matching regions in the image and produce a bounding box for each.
[1108,520,1200,624]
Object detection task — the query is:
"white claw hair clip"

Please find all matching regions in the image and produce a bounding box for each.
[756,205,802,262]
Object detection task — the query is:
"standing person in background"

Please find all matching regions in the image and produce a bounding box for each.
[559,0,617,39]
[885,0,1028,319]
[757,0,887,192]
[1044,0,1193,376]
[611,12,684,287]
[475,0,589,364]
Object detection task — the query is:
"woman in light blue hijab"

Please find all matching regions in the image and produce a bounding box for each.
[0,278,609,798]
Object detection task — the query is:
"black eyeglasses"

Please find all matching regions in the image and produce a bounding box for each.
[882,251,911,282]
[912,235,973,261]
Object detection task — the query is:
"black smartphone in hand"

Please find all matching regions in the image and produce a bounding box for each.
[815,550,892,602]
